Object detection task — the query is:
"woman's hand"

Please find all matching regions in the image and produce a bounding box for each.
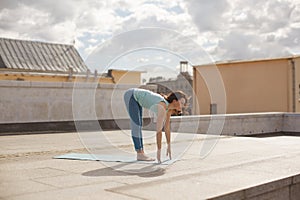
[166,144,171,160]
[157,149,161,163]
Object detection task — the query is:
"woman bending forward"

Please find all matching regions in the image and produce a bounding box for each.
[124,88,187,163]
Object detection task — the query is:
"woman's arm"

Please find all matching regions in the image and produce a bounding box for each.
[164,111,171,145]
[156,102,166,162]
[156,102,166,148]
[165,110,172,159]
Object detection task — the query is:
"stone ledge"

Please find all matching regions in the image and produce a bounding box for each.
[171,112,284,122]
[283,113,300,133]
[1,112,299,136]
[244,177,292,198]
[210,174,300,200]
[170,112,300,136]
[293,174,300,184]
[291,183,300,200]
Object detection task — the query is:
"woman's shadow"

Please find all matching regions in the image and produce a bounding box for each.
[82,162,166,178]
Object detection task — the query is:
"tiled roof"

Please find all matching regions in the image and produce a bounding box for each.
[0,38,88,73]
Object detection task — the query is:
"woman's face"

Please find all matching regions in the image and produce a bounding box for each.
[174,98,186,111]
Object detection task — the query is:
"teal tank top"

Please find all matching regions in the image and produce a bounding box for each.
[133,88,169,114]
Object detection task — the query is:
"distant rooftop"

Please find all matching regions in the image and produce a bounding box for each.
[0,37,88,74]
[195,54,300,67]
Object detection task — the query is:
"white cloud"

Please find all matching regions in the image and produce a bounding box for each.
[88,38,98,44]
[83,44,98,60]
[0,0,299,73]
[186,0,231,32]
[0,1,79,43]
[186,0,300,61]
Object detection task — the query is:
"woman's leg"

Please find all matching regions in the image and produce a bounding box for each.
[124,89,154,161]
[124,89,143,151]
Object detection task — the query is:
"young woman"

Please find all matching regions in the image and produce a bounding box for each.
[124,88,187,163]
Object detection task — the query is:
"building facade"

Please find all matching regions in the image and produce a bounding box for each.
[0,38,142,129]
[193,56,300,114]
[0,37,142,85]
[146,61,193,115]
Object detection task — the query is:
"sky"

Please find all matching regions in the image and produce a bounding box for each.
[0,0,300,80]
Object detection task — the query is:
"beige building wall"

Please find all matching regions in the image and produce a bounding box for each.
[295,57,300,112]
[0,69,142,85]
[0,72,112,83]
[108,69,141,84]
[193,57,299,115]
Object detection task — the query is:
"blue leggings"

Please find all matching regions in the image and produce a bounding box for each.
[124,89,143,151]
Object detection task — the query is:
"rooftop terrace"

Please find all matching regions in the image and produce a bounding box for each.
[1,113,300,199]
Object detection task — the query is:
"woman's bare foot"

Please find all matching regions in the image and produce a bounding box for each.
[137,153,155,161]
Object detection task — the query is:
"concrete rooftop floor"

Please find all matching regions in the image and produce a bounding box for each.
[1,130,300,200]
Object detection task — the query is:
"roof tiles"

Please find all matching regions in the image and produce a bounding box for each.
[0,38,88,73]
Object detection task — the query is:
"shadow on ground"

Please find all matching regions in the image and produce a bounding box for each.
[82,162,166,178]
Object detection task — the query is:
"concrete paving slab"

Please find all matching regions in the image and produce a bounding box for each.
[34,173,120,188]
[0,157,103,175]
[0,132,85,157]
[107,178,229,200]
[0,179,57,198]
[0,167,70,182]
[7,182,132,200]
[235,155,300,176]
[107,162,289,199]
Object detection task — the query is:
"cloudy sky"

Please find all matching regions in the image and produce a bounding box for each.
[0,0,300,77]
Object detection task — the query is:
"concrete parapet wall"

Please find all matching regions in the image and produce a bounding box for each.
[0,80,138,124]
[1,80,299,135]
[170,112,300,136]
[283,113,300,133]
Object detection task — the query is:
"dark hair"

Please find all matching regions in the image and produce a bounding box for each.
[163,90,188,103]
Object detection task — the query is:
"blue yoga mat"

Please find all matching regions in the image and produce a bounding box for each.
[54,153,177,165]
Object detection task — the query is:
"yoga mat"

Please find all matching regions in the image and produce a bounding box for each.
[54,153,178,165]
